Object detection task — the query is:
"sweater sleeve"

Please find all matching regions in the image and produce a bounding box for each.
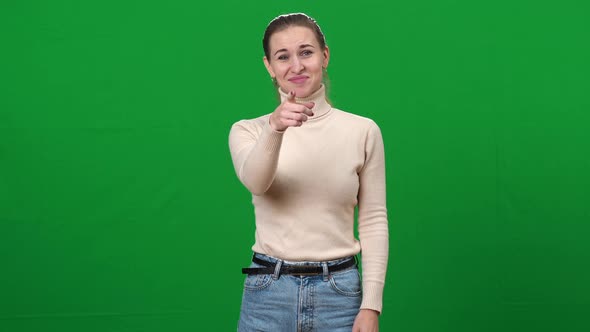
[357,121,389,313]
[228,118,285,195]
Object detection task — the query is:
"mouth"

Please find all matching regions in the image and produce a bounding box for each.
[288,76,309,84]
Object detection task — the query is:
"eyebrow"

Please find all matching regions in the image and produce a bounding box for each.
[274,44,316,56]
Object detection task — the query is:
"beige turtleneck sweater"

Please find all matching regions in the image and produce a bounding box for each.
[228,85,389,313]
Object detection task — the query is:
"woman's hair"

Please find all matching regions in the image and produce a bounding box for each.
[263,13,327,61]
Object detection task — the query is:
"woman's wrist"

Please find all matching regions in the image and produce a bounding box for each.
[360,308,380,316]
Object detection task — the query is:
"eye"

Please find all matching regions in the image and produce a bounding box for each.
[301,50,313,57]
[277,54,288,61]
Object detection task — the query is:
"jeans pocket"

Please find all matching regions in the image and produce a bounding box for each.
[243,262,275,291]
[329,267,362,297]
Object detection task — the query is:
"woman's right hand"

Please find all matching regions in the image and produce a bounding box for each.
[269,91,315,132]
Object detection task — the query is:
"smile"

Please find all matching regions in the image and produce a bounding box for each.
[288,76,308,84]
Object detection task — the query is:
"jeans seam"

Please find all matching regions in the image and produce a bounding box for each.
[297,277,303,332]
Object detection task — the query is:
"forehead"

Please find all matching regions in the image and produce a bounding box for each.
[269,26,319,51]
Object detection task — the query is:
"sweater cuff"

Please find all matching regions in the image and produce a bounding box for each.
[261,120,284,154]
[360,281,384,314]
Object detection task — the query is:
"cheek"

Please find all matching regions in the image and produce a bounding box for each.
[274,65,289,77]
[311,59,325,71]
[311,63,324,76]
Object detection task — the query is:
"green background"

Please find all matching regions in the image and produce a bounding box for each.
[1,0,589,331]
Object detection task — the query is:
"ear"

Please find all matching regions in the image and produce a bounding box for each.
[322,46,330,69]
[263,56,275,78]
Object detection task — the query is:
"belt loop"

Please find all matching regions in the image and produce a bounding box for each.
[322,262,329,281]
[272,259,283,280]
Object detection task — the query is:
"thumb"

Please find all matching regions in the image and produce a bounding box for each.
[287,90,296,103]
[302,101,315,110]
[287,91,314,109]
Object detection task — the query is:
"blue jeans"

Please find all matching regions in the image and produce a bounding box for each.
[238,253,362,332]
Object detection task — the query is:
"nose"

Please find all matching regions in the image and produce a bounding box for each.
[290,57,304,73]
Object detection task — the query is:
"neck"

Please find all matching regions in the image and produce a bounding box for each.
[278,85,332,121]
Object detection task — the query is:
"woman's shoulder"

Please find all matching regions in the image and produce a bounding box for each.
[230,113,271,132]
[331,108,381,130]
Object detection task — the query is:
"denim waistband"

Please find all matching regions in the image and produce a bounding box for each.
[253,252,356,267]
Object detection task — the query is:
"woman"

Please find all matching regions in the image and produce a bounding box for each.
[229,13,389,332]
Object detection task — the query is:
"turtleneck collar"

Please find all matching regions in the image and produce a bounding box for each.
[278,84,332,121]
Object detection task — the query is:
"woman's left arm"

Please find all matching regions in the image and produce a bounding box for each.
[356,121,389,315]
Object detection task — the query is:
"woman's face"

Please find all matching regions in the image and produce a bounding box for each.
[263,26,330,98]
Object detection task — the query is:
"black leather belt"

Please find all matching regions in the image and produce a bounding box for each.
[242,255,357,276]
